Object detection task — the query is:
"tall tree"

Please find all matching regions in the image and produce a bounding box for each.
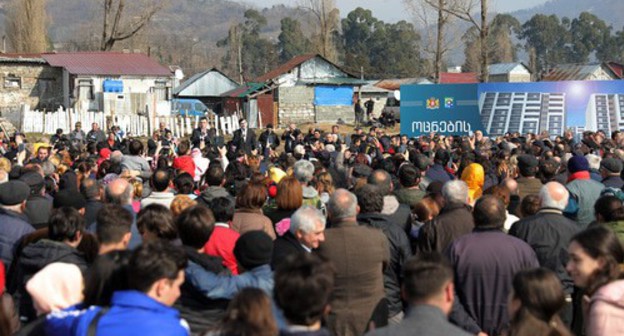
[218,10,278,81]
[100,0,162,51]
[520,14,571,75]
[463,14,520,73]
[6,0,48,53]
[299,0,341,63]
[278,18,310,63]
[370,20,424,78]
[341,7,379,76]
[567,12,612,63]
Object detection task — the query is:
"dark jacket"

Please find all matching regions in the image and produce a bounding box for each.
[366,304,472,336]
[358,213,412,317]
[425,164,454,184]
[381,196,412,234]
[258,130,280,150]
[24,195,52,230]
[175,246,229,334]
[415,203,474,256]
[447,229,539,336]
[232,128,257,154]
[191,127,216,149]
[83,199,103,229]
[509,209,580,294]
[0,209,34,268]
[602,175,624,189]
[280,329,332,336]
[9,239,88,323]
[271,231,307,270]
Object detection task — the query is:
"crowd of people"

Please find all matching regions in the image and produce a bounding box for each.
[0,116,623,336]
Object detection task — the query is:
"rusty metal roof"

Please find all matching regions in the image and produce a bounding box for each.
[254,54,357,83]
[42,52,172,76]
[542,63,619,81]
[375,78,431,90]
[439,72,479,83]
[221,82,267,98]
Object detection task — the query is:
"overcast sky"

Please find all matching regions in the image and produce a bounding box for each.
[246,0,550,23]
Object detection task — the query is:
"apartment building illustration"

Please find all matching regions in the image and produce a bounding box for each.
[585,94,624,134]
[479,92,566,136]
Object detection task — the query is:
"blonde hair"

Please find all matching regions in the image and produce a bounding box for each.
[170,195,197,217]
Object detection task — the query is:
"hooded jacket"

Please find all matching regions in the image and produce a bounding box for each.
[461,163,484,204]
[586,280,624,336]
[9,239,87,323]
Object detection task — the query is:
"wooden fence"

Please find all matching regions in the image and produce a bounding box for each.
[20,105,239,137]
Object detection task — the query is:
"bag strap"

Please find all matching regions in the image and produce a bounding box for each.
[87,307,110,336]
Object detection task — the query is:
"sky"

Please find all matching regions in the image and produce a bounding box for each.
[247,0,551,23]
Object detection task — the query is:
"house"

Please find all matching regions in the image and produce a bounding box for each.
[542,63,621,81]
[438,72,479,84]
[173,68,239,114]
[488,63,532,82]
[0,53,63,126]
[223,54,367,128]
[42,52,174,118]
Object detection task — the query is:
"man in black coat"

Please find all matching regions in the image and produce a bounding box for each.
[356,184,412,323]
[231,118,257,154]
[509,182,579,326]
[416,180,475,256]
[258,123,280,157]
[367,170,412,234]
[190,116,216,149]
[271,206,326,270]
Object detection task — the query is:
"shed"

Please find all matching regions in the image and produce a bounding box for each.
[173,68,239,114]
[248,54,367,127]
[488,63,532,82]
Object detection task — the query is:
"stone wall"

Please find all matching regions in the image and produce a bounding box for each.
[0,64,63,118]
[316,105,355,124]
[278,86,314,126]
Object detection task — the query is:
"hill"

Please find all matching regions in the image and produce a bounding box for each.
[511,0,624,28]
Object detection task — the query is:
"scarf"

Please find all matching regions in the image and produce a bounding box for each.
[568,171,590,183]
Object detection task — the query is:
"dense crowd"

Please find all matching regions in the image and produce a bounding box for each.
[0,116,623,336]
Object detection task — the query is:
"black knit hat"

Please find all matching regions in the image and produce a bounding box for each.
[53,189,87,210]
[234,231,273,270]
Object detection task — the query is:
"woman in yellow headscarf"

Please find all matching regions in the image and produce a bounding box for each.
[461,163,485,205]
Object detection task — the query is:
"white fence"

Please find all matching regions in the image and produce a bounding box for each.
[20,104,240,137]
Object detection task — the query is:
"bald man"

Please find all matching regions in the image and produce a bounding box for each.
[508,182,580,326]
[96,177,142,248]
[503,178,520,216]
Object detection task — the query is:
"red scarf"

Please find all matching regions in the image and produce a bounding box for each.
[567,171,590,183]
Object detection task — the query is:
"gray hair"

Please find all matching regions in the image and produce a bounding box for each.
[442,180,469,205]
[327,189,357,220]
[294,160,315,184]
[585,154,601,170]
[290,206,326,234]
[539,182,569,211]
[110,150,123,165]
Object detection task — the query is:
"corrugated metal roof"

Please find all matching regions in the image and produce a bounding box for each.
[254,54,357,83]
[173,68,239,96]
[488,63,528,75]
[542,63,619,81]
[42,52,172,76]
[439,72,478,83]
[375,78,431,90]
[221,83,266,98]
[255,54,318,83]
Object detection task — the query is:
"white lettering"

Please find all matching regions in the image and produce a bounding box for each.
[411,121,473,134]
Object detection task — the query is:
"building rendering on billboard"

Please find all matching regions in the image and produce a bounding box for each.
[479,92,565,136]
[585,94,624,135]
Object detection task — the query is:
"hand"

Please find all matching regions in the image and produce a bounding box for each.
[217,146,227,157]
[251,149,258,156]
[476,332,488,336]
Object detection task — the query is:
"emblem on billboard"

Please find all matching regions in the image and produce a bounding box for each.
[426,97,440,110]
[444,97,454,109]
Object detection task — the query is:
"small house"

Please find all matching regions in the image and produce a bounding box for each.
[173,68,239,114]
[542,63,621,81]
[488,63,532,82]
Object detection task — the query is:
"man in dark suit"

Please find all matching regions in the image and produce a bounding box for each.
[232,118,257,154]
[190,117,216,149]
[271,206,326,270]
[366,254,471,336]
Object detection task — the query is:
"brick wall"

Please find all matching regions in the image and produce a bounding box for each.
[0,64,63,118]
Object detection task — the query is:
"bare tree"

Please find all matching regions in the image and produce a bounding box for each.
[5,0,48,53]
[100,0,163,51]
[423,0,489,82]
[299,0,340,63]
[404,0,463,83]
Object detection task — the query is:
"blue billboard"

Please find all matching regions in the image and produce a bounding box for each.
[401,80,624,137]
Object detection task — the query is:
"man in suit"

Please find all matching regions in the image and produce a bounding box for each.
[366,254,471,336]
[232,118,257,154]
[190,117,216,149]
[316,189,389,336]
